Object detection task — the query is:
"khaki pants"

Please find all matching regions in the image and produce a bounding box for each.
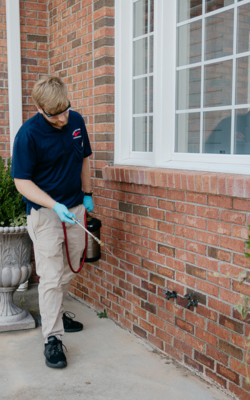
[27,204,86,342]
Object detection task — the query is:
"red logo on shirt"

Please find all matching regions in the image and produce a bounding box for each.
[72,129,81,139]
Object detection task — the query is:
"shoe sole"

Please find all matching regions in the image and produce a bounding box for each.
[65,326,83,333]
[45,359,67,369]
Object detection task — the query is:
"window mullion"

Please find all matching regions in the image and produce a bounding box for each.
[231,1,237,154]
[200,0,205,154]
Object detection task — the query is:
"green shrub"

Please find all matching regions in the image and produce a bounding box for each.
[0,157,26,227]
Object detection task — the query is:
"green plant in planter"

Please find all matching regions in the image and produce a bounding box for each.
[0,157,26,227]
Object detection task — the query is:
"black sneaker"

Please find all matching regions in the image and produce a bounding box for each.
[38,312,84,333]
[44,336,67,369]
[63,312,84,332]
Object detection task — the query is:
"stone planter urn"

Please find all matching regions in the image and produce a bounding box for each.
[0,226,35,332]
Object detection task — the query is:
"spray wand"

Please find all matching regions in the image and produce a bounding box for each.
[71,216,104,247]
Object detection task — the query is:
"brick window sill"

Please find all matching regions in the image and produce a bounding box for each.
[102,165,250,199]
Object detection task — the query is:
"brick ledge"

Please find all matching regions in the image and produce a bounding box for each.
[102,165,250,199]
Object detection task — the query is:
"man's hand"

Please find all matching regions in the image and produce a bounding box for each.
[53,202,77,224]
[83,195,94,213]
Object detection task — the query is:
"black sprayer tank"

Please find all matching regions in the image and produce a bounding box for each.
[85,215,102,262]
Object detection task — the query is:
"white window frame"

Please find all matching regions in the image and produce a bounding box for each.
[6,0,22,154]
[115,0,250,175]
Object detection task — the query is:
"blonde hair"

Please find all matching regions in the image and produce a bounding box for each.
[32,75,68,114]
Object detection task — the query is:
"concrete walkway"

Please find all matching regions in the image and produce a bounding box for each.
[0,285,231,400]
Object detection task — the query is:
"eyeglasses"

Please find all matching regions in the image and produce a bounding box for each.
[42,102,71,119]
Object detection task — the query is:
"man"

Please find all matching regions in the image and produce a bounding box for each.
[11,75,94,369]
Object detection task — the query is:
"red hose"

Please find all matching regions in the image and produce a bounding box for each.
[62,211,88,274]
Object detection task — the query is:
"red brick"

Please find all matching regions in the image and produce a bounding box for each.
[165,212,185,225]
[196,305,217,322]
[217,364,240,385]
[206,345,229,366]
[219,340,243,360]
[220,288,242,306]
[149,208,164,220]
[157,265,175,279]
[229,383,250,400]
[221,210,246,225]
[208,195,232,209]
[133,324,147,339]
[233,198,250,212]
[167,189,185,201]
[174,338,192,357]
[176,202,196,215]
[158,199,175,211]
[196,327,217,346]
[148,293,165,308]
[231,332,249,350]
[194,351,214,369]
[184,355,204,373]
[140,319,154,334]
[133,305,146,319]
[219,315,244,334]
[207,321,230,341]
[157,308,174,324]
[148,334,163,350]
[205,370,227,389]
[176,272,196,288]
[156,328,173,345]
[197,280,219,297]
[197,206,219,219]
[207,220,231,236]
[186,192,207,204]
[185,334,205,352]
[164,343,183,362]
[119,316,132,331]
[186,216,207,230]
[221,236,245,253]
[208,297,231,316]
[230,358,250,378]
[175,318,194,334]
[185,310,206,329]
[186,241,207,255]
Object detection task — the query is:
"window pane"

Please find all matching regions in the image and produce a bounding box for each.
[150,0,154,32]
[236,56,250,105]
[177,0,202,23]
[205,10,234,61]
[176,67,201,110]
[133,78,147,114]
[133,117,147,151]
[177,20,202,66]
[203,110,231,153]
[133,38,148,76]
[149,116,153,151]
[150,35,153,73]
[206,0,234,13]
[175,113,200,153]
[133,0,148,38]
[237,3,250,54]
[204,61,233,107]
[149,76,153,113]
[234,109,250,154]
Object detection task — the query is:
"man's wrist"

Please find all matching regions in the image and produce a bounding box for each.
[84,191,93,197]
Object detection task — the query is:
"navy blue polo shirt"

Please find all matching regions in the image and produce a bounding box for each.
[11,110,92,215]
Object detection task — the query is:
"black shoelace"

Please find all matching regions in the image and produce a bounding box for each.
[49,338,67,356]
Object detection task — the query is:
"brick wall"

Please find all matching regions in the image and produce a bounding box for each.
[20,0,49,121]
[48,0,114,182]
[1,1,250,399]
[69,166,250,400]
[0,0,49,161]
